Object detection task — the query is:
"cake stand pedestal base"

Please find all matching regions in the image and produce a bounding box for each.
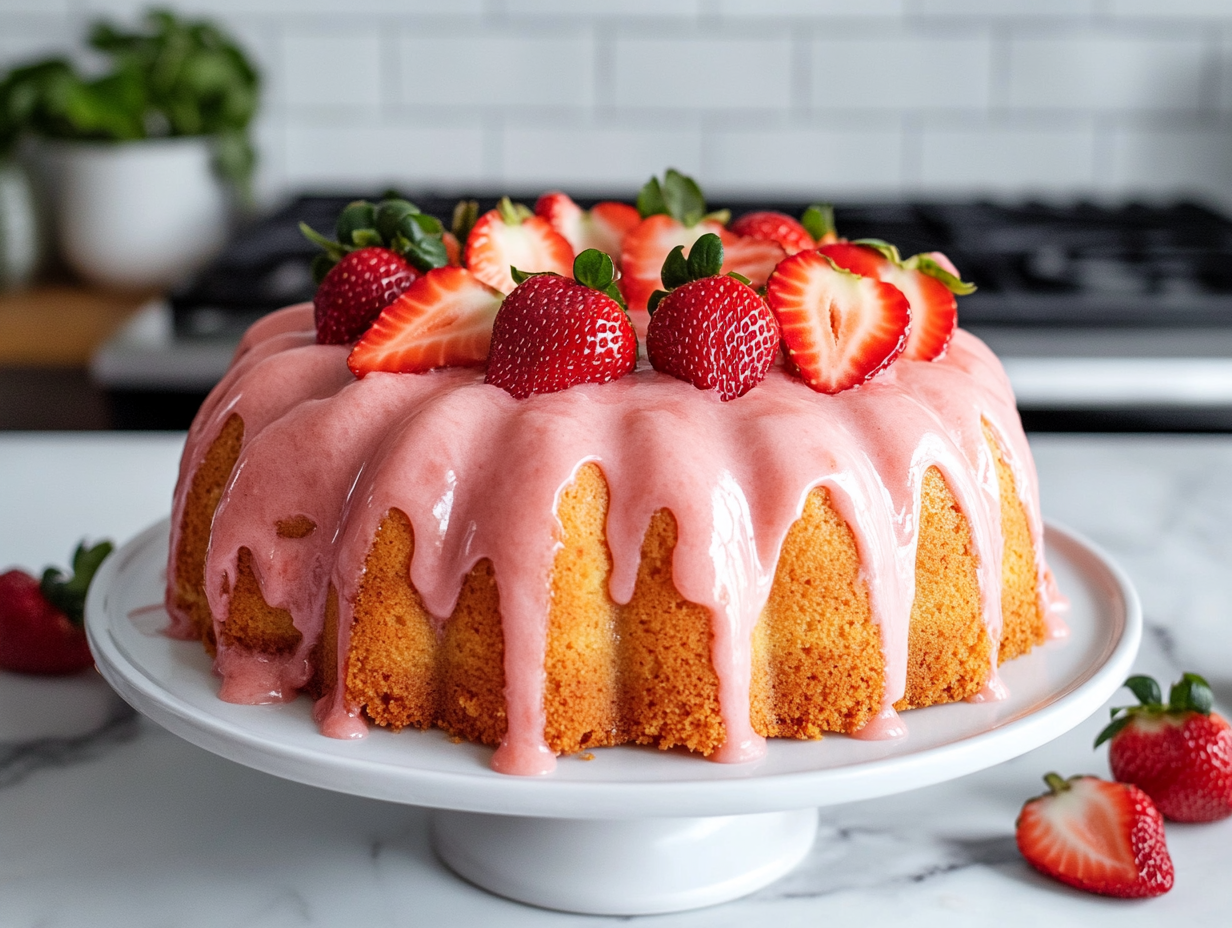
[430,808,818,915]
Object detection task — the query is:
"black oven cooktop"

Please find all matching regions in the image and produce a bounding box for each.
[169,194,1232,338]
[93,192,1232,431]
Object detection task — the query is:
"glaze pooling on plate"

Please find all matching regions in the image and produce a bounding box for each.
[166,303,1066,776]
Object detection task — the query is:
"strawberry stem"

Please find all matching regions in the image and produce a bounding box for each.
[452,199,480,244]
[801,203,835,243]
[1043,772,1070,794]
[497,196,531,226]
[1169,672,1213,715]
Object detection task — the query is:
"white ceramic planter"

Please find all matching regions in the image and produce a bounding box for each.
[41,136,229,289]
[0,159,43,289]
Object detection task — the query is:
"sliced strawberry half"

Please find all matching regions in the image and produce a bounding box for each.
[620,171,786,316]
[819,241,973,362]
[765,250,910,394]
[347,266,505,377]
[1016,773,1173,898]
[464,196,574,295]
[535,192,640,267]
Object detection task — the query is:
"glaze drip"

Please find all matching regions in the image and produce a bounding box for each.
[166,303,1065,776]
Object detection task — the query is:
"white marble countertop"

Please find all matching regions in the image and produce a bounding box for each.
[1,431,1231,926]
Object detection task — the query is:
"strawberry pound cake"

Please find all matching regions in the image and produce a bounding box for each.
[167,172,1068,776]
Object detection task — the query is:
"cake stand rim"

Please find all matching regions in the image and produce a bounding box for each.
[86,517,1140,819]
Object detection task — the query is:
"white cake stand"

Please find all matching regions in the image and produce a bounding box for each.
[87,519,1139,916]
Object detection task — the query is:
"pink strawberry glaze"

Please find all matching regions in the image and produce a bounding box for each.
[165,303,1065,776]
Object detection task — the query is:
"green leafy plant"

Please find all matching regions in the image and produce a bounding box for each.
[0,8,259,196]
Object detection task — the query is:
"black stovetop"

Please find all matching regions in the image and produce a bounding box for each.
[170,193,1232,339]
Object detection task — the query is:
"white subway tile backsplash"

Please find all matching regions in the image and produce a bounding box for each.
[1107,0,1232,20]
[284,122,487,188]
[1105,125,1232,194]
[501,125,702,190]
[400,32,594,108]
[612,36,793,111]
[1007,34,1208,111]
[716,0,904,17]
[79,0,482,15]
[3,0,1231,205]
[283,32,383,110]
[918,122,1096,191]
[811,34,992,111]
[911,0,1096,17]
[504,1,700,18]
[706,125,903,194]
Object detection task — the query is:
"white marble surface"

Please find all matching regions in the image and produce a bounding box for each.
[2,431,1231,926]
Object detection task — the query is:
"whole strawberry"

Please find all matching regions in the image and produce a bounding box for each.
[0,540,113,675]
[485,249,636,399]
[301,198,452,344]
[645,233,780,401]
[313,247,417,344]
[730,203,837,255]
[1096,672,1232,822]
[1016,773,1173,898]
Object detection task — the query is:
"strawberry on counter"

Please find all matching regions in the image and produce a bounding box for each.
[1016,772,1174,898]
[1096,672,1232,823]
[0,540,113,675]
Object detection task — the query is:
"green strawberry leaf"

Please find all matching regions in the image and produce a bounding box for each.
[637,169,708,227]
[39,539,114,626]
[660,245,691,291]
[1094,712,1136,748]
[310,253,336,284]
[1124,674,1163,708]
[801,203,835,243]
[727,271,752,286]
[850,238,904,265]
[392,212,448,271]
[336,200,377,246]
[452,199,480,244]
[663,169,706,227]
[375,198,420,243]
[299,222,349,262]
[404,237,448,273]
[637,176,668,219]
[1169,672,1213,715]
[575,249,629,310]
[510,266,560,286]
[647,289,668,315]
[574,249,614,290]
[907,253,978,296]
[350,228,383,248]
[658,234,728,292]
[686,233,724,280]
[497,196,532,226]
